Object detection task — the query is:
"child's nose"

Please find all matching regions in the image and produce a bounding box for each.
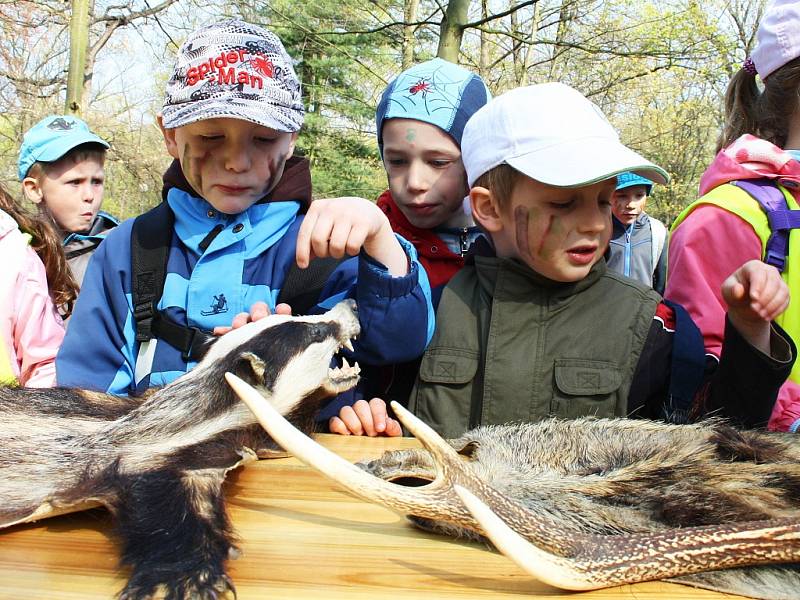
[581,202,610,233]
[224,146,252,173]
[406,162,428,193]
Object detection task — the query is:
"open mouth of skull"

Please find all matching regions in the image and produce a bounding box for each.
[326,332,361,394]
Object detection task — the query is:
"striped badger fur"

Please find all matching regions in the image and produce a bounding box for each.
[0,300,361,600]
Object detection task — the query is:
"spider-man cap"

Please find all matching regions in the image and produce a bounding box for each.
[376,58,491,154]
[161,20,304,132]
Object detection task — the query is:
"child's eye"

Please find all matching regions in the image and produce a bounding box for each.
[549,200,573,209]
[256,137,277,144]
[429,159,452,168]
[386,158,407,167]
[199,134,223,142]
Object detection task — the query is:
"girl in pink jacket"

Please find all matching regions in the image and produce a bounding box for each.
[0,186,69,387]
[667,0,800,432]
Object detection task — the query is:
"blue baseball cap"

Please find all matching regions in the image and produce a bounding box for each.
[376,58,490,155]
[18,115,109,181]
[616,171,653,194]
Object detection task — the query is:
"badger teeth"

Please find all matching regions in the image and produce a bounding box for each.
[344,339,354,352]
[328,359,361,381]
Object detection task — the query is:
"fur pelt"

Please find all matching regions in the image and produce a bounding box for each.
[0,300,360,600]
[358,417,800,599]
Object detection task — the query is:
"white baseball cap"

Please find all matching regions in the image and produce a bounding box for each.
[751,0,800,79]
[461,82,669,188]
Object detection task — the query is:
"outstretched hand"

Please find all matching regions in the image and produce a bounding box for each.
[213,301,292,335]
[329,398,402,437]
[296,197,408,276]
[721,259,789,353]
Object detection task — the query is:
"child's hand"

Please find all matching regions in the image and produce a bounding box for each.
[296,197,408,276]
[213,302,292,335]
[721,259,789,353]
[329,398,402,437]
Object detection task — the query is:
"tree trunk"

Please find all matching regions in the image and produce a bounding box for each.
[437,0,470,62]
[479,0,489,72]
[66,0,92,115]
[402,0,420,69]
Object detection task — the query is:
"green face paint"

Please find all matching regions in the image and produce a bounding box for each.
[405,128,416,143]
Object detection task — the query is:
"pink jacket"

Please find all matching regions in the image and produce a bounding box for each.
[666,135,800,432]
[0,209,64,387]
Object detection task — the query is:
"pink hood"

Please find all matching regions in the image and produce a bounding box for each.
[699,134,800,196]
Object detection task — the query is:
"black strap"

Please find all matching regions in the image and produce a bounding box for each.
[131,202,173,343]
[277,256,345,314]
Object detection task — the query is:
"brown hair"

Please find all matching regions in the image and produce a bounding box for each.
[25,143,106,182]
[718,56,800,151]
[473,163,523,210]
[0,186,78,317]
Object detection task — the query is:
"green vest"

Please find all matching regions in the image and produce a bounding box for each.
[671,183,800,387]
[409,256,661,438]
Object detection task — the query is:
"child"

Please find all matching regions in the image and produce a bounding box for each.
[329,58,490,436]
[0,185,66,386]
[606,172,668,293]
[19,115,117,291]
[666,0,800,433]
[370,83,793,438]
[56,20,434,401]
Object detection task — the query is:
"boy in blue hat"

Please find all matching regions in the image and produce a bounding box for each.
[19,115,118,295]
[56,20,434,402]
[329,58,490,436]
[606,171,668,293]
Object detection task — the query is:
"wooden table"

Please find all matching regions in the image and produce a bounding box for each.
[0,434,736,599]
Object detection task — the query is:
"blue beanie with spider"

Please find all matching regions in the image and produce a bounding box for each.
[376,58,491,156]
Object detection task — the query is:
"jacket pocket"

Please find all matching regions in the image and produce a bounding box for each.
[551,358,623,419]
[412,348,479,438]
[418,348,479,384]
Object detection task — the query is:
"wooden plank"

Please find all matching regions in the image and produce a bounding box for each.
[0,434,735,599]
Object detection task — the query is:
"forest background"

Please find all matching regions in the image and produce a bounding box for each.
[0,0,767,224]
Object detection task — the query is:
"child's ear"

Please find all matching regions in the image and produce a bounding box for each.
[21,177,43,205]
[470,186,503,233]
[157,114,180,159]
[286,131,299,159]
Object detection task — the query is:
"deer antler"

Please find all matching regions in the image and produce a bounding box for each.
[227,372,800,589]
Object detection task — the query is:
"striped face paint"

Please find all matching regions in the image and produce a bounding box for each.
[495,176,613,282]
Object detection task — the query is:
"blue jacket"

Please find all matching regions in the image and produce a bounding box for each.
[57,162,435,405]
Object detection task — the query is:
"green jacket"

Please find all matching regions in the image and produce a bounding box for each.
[410,251,660,438]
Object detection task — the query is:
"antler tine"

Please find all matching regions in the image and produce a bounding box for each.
[225,373,476,526]
[455,484,800,591]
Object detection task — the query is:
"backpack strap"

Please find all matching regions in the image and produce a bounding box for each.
[131,202,214,362]
[131,202,173,343]
[277,256,346,315]
[732,179,800,272]
[649,217,667,271]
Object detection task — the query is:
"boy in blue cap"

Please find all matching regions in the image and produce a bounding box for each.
[56,20,434,403]
[19,115,118,293]
[606,171,668,293]
[329,58,490,436]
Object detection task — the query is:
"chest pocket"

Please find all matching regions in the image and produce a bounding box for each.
[551,358,623,419]
[414,348,480,438]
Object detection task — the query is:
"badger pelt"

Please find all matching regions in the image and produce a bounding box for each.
[227,383,800,600]
[0,300,361,600]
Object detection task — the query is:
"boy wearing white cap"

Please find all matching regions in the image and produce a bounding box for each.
[403,82,795,438]
[57,20,434,400]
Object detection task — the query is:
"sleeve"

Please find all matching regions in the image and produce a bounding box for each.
[768,383,800,432]
[14,247,65,387]
[630,303,795,428]
[56,224,138,394]
[312,233,435,366]
[665,205,763,357]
